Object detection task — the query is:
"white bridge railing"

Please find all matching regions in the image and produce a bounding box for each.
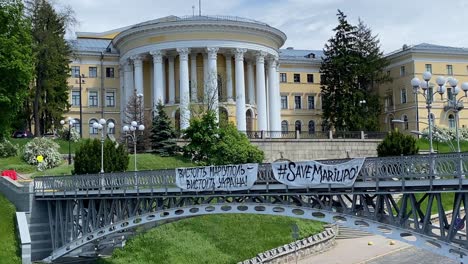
[33,153,468,195]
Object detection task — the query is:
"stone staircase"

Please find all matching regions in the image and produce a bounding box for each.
[336,226,372,239]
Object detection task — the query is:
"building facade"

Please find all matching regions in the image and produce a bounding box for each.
[378,43,468,133]
[67,15,325,138]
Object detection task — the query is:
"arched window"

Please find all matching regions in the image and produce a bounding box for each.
[449,114,455,129]
[281,120,288,133]
[246,109,253,132]
[107,119,115,134]
[89,118,98,134]
[403,115,409,130]
[308,120,315,134]
[295,120,302,133]
[73,119,81,135]
[219,107,228,125]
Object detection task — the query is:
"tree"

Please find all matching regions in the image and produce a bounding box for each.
[74,139,129,174]
[150,101,178,156]
[183,110,264,165]
[0,0,33,139]
[320,10,390,131]
[27,0,74,136]
[377,130,419,157]
[123,90,150,152]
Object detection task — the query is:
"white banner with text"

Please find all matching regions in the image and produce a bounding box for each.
[176,163,258,191]
[272,158,366,187]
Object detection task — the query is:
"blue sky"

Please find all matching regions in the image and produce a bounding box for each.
[61,0,468,53]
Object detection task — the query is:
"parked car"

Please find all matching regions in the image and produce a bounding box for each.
[12,130,34,138]
[42,132,58,139]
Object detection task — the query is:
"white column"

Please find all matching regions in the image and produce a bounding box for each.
[124,61,134,102]
[268,56,281,132]
[178,48,191,130]
[225,54,234,103]
[203,53,208,98]
[150,50,165,108]
[255,51,267,132]
[190,53,198,102]
[168,55,175,105]
[131,55,144,95]
[247,60,255,105]
[119,65,125,124]
[162,58,166,104]
[235,48,247,132]
[206,47,219,117]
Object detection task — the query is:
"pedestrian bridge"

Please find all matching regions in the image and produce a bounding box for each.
[30,153,468,263]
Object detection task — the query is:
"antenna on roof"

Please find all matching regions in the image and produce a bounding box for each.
[192,5,195,16]
[199,0,201,16]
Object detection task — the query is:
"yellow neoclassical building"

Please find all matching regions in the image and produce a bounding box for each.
[378,43,468,133]
[67,15,325,138]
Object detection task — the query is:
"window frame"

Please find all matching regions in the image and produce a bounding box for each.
[293,73,300,83]
[401,88,407,104]
[281,95,288,109]
[88,91,99,107]
[106,67,115,78]
[447,64,453,75]
[71,91,80,106]
[105,91,115,107]
[400,66,406,77]
[280,73,287,83]
[307,74,314,83]
[294,95,302,109]
[71,66,80,78]
[425,64,432,73]
[307,95,315,109]
[89,67,97,78]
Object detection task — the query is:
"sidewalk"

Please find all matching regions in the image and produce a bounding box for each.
[298,235,410,264]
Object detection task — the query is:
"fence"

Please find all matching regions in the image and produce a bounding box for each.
[243,130,387,140]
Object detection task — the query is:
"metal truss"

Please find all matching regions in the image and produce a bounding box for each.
[43,192,468,263]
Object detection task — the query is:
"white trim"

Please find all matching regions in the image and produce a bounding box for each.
[278,67,319,73]
[71,59,119,66]
[119,40,279,63]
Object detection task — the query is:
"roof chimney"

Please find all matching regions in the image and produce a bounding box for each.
[286,47,294,50]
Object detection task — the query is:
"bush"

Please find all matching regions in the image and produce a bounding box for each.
[0,140,18,158]
[377,130,419,157]
[183,111,264,165]
[74,139,129,174]
[57,127,80,142]
[23,138,62,170]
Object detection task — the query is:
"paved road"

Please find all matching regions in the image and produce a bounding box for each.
[365,246,457,264]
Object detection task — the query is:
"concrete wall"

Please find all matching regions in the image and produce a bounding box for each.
[0,177,30,211]
[252,139,380,162]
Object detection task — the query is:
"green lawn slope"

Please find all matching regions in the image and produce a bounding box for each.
[101,214,323,264]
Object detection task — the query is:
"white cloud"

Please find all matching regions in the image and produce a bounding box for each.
[59,0,468,52]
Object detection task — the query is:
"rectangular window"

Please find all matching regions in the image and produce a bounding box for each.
[447,87,453,100]
[106,67,115,78]
[447,65,453,75]
[308,95,315,109]
[307,74,314,83]
[89,67,97,78]
[401,88,407,104]
[425,64,432,73]
[106,91,115,107]
[294,95,301,109]
[280,73,287,83]
[293,74,300,83]
[88,91,98,107]
[71,91,80,106]
[281,95,288,109]
[71,66,80,78]
[400,66,405,76]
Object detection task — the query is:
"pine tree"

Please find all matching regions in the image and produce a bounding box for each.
[320,11,390,132]
[0,0,33,139]
[150,101,178,156]
[27,0,75,136]
[320,10,358,131]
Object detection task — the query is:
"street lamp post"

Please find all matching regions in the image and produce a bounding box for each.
[448,81,468,152]
[410,72,446,154]
[93,118,115,173]
[78,74,86,138]
[123,121,145,172]
[60,117,75,165]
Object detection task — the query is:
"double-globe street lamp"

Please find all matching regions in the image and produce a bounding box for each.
[446,82,468,153]
[60,117,75,165]
[93,118,115,173]
[123,121,145,172]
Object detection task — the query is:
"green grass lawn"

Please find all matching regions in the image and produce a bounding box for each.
[0,194,21,264]
[417,138,468,153]
[127,153,194,171]
[100,214,323,264]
